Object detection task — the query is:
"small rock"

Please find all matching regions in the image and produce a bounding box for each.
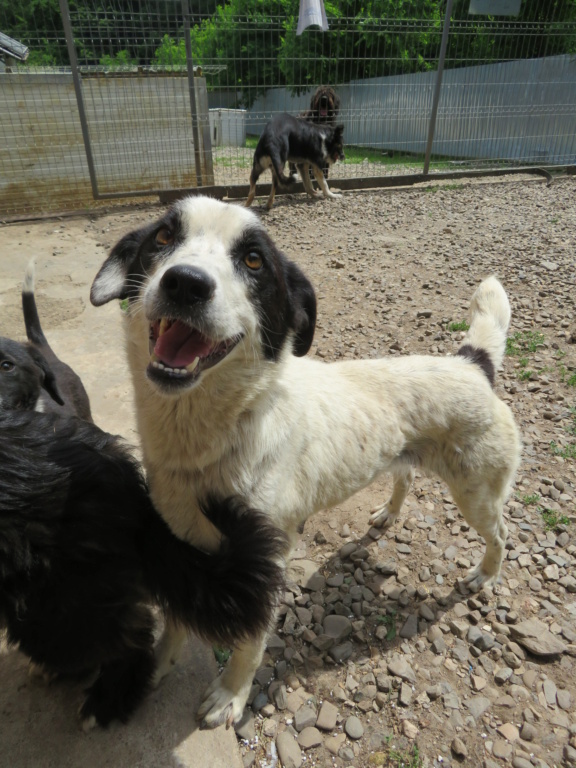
[344,715,364,740]
[276,731,302,768]
[451,737,468,758]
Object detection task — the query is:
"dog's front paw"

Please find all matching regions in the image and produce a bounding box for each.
[197,677,250,730]
[370,503,398,529]
[461,564,499,593]
[326,190,342,199]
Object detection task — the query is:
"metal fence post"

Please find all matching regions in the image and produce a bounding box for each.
[182,0,205,187]
[58,0,100,199]
[423,0,454,175]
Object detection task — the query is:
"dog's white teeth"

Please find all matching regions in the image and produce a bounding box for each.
[186,358,200,373]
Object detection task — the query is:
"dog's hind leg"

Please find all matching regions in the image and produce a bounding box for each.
[245,168,259,208]
[370,466,414,529]
[266,173,278,210]
[311,165,342,200]
[449,479,510,593]
[197,632,268,729]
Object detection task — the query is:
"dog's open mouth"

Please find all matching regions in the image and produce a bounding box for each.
[147,318,241,386]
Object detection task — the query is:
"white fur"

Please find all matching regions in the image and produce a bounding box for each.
[94,197,521,729]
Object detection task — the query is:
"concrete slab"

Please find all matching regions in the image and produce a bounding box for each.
[0,211,242,768]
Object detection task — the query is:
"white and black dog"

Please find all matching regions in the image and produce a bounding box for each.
[90,196,521,729]
[246,113,345,209]
[0,262,92,420]
[0,261,286,728]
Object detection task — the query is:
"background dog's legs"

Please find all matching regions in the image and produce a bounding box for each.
[152,617,187,687]
[298,163,321,199]
[245,168,259,207]
[197,633,268,729]
[266,173,278,209]
[311,165,342,200]
[450,480,509,592]
[370,466,414,529]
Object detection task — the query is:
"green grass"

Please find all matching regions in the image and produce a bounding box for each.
[506,330,545,357]
[519,493,541,505]
[376,610,398,642]
[550,441,576,460]
[213,646,232,665]
[447,320,470,332]
[540,506,570,532]
[368,741,423,768]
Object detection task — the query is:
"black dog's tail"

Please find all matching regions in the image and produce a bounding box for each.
[22,261,49,348]
[142,496,288,647]
[457,276,511,387]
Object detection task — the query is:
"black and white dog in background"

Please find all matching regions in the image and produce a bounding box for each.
[90,195,521,730]
[0,264,286,729]
[245,113,345,209]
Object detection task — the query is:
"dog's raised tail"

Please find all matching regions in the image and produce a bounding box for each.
[457,276,511,387]
[22,261,48,348]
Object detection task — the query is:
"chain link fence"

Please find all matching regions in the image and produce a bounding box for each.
[1,0,575,217]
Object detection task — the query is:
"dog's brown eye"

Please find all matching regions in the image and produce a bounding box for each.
[155,228,174,247]
[244,252,263,270]
[1,360,15,372]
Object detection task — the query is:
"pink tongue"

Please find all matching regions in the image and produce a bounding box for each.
[154,321,213,368]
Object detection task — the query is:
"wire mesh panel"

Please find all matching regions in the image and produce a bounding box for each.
[1,0,575,217]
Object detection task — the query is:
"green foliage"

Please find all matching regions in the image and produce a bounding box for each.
[519,493,540,505]
[376,609,397,641]
[447,320,470,332]
[550,441,576,460]
[152,34,187,69]
[213,646,232,665]
[99,49,137,68]
[539,506,570,531]
[506,330,545,356]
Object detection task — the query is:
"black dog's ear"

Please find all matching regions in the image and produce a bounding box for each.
[335,124,345,136]
[90,227,149,306]
[286,261,317,357]
[28,348,64,405]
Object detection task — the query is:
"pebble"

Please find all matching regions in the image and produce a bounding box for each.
[344,715,364,740]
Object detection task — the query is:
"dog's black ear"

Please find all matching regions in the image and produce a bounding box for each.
[286,261,317,357]
[90,228,147,306]
[335,124,344,136]
[28,348,64,405]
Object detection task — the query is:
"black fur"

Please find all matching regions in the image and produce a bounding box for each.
[456,344,496,387]
[0,264,92,420]
[293,85,341,179]
[247,113,344,209]
[0,410,287,727]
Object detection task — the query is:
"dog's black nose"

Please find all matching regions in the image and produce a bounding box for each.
[160,265,215,303]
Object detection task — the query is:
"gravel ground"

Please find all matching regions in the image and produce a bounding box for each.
[228,176,576,768]
[2,174,575,768]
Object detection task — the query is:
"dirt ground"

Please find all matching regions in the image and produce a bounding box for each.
[1,174,575,768]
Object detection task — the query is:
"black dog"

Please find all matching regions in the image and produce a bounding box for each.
[292,85,341,180]
[0,409,287,729]
[246,113,344,210]
[0,262,92,419]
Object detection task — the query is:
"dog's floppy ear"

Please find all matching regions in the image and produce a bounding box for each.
[335,124,344,137]
[286,261,317,357]
[28,348,64,405]
[90,227,148,306]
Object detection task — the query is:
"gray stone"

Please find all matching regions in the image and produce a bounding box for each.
[276,731,303,768]
[399,614,419,639]
[509,618,567,656]
[344,715,364,740]
[294,705,317,732]
[316,700,338,731]
[323,615,352,641]
[297,727,323,749]
[328,641,354,662]
[465,696,491,720]
[387,655,416,684]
